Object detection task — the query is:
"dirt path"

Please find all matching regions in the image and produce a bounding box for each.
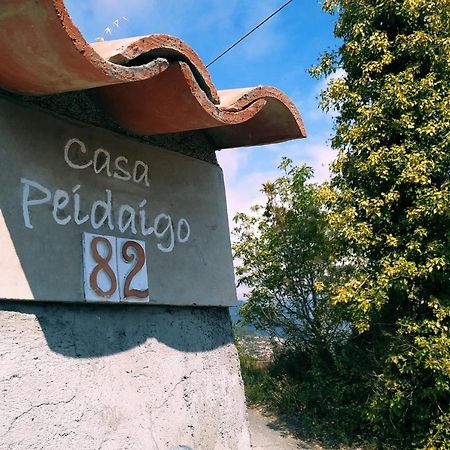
[247,408,323,450]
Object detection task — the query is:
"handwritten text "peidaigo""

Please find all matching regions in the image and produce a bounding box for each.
[20,138,191,254]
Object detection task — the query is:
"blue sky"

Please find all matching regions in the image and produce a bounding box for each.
[65,0,338,225]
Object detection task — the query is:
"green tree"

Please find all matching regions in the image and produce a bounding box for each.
[234,160,369,443]
[312,1,450,448]
[234,159,346,358]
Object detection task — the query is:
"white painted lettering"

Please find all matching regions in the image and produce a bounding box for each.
[93,148,112,176]
[20,176,190,252]
[64,138,92,170]
[133,160,150,187]
[177,218,191,243]
[90,189,114,230]
[118,204,137,235]
[72,185,89,225]
[154,213,175,253]
[52,189,71,225]
[138,200,154,236]
[113,156,132,181]
[21,178,52,229]
[63,138,150,188]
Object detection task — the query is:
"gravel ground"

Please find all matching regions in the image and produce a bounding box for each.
[247,408,324,450]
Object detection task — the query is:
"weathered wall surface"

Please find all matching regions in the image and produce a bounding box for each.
[0,93,251,449]
[0,97,236,306]
[0,303,251,449]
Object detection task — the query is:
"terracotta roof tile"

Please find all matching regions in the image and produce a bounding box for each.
[0,0,306,149]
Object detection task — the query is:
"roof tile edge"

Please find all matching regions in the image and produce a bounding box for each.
[0,0,306,149]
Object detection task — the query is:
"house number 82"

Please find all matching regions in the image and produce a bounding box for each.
[83,233,150,303]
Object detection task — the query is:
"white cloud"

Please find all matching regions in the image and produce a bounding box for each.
[267,139,335,184]
[236,280,250,300]
[318,67,346,93]
[301,143,335,184]
[217,149,277,227]
[217,133,335,233]
[217,148,248,181]
[217,149,277,300]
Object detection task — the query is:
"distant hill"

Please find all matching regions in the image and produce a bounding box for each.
[229,300,269,336]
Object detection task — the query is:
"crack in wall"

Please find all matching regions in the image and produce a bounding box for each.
[4,395,76,436]
[155,369,203,410]
[0,373,21,384]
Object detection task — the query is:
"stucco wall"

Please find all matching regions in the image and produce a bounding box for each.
[0,97,236,306]
[0,92,251,449]
[0,303,251,449]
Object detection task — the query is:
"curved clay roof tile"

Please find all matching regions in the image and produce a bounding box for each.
[0,0,169,94]
[0,0,306,149]
[91,35,219,105]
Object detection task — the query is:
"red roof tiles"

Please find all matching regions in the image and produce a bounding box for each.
[0,0,306,149]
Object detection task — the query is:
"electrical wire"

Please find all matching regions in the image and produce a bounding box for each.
[206,0,295,68]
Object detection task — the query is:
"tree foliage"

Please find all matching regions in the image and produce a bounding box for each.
[234,159,346,355]
[233,160,370,444]
[234,160,372,444]
[311,0,450,448]
[235,1,450,448]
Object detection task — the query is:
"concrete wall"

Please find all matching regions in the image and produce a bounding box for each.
[0,92,251,449]
[0,97,236,306]
[0,302,251,449]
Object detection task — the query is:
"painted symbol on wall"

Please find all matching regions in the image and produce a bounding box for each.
[83,232,150,303]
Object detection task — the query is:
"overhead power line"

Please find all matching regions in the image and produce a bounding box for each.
[206,0,295,68]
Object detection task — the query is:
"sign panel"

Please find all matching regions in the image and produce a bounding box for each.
[0,97,237,306]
